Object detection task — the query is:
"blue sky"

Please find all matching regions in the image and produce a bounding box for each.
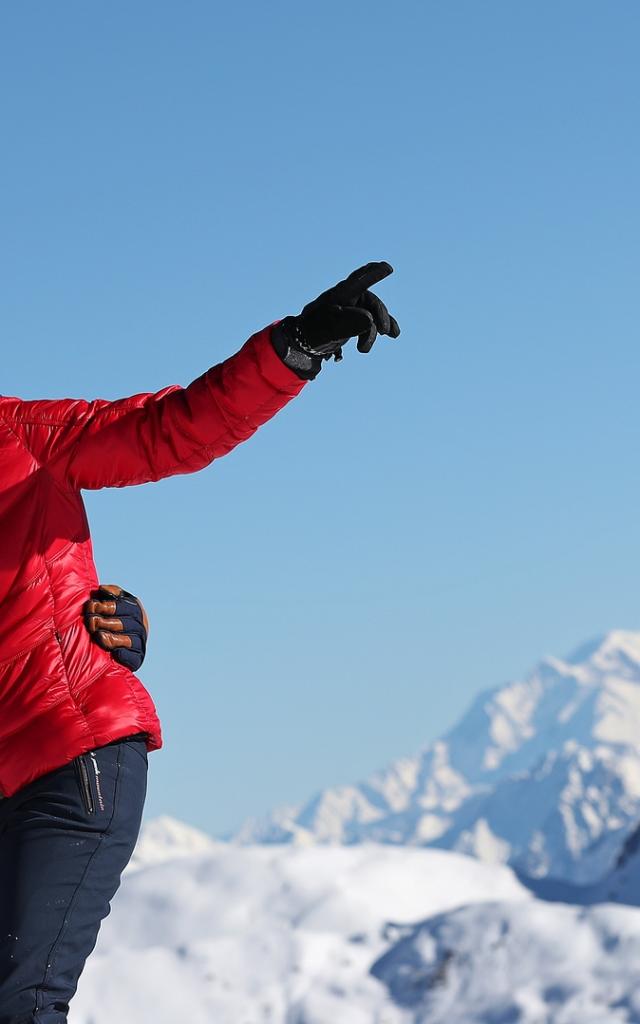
[2,1,640,836]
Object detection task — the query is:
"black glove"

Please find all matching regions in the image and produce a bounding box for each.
[271,261,401,380]
[84,584,148,672]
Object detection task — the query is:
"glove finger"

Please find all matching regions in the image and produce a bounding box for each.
[329,262,393,306]
[95,630,132,651]
[117,633,144,654]
[359,291,392,335]
[110,631,146,670]
[113,614,146,637]
[94,584,125,603]
[357,321,378,353]
[85,597,117,617]
[388,314,401,339]
[115,592,149,636]
[112,647,144,671]
[85,585,126,623]
[305,263,394,312]
[305,305,374,349]
[87,614,125,634]
[331,305,375,339]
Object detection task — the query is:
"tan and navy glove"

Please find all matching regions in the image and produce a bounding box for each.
[84,585,149,671]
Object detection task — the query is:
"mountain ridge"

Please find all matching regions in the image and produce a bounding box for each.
[233,630,640,883]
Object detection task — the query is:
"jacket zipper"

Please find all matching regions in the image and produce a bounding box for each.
[76,755,95,814]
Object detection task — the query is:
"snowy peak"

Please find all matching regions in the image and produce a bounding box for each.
[128,814,219,871]
[445,630,640,783]
[564,630,640,676]
[234,630,640,883]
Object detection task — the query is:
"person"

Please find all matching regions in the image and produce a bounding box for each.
[0,262,400,1023]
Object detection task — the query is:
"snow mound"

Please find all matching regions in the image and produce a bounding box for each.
[70,843,527,1024]
[372,899,640,1023]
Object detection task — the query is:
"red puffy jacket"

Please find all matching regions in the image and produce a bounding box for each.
[0,325,305,798]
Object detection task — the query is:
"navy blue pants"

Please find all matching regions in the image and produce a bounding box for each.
[0,736,148,1023]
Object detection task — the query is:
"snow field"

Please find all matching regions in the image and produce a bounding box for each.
[70,842,527,1024]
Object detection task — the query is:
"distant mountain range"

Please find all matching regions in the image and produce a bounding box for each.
[234,631,640,884]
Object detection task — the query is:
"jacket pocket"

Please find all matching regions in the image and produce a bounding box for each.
[74,754,95,815]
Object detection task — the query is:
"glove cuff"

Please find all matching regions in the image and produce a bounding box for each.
[270,318,323,381]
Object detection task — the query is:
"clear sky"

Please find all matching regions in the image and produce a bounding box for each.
[2,1,640,836]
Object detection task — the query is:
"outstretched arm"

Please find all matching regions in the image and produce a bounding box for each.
[4,263,399,491]
[6,324,304,490]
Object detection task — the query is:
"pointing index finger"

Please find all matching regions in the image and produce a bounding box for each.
[332,261,394,304]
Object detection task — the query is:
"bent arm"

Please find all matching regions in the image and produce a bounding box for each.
[6,325,305,489]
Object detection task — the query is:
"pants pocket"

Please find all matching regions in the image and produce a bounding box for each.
[74,754,95,815]
[75,751,109,816]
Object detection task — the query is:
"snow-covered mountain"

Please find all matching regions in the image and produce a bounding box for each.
[126,815,219,871]
[69,841,640,1024]
[235,631,640,883]
[528,814,640,908]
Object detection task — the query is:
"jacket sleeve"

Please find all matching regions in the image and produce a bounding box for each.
[10,325,306,490]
